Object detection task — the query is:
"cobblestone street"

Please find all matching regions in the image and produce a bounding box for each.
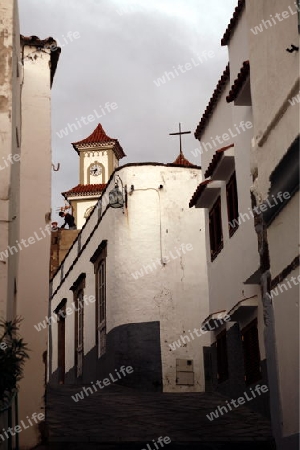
[36,384,276,449]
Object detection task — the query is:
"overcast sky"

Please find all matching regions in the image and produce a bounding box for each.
[18,0,237,214]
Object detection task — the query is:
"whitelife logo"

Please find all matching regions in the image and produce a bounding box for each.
[56,102,118,139]
[250,3,300,35]
[0,412,45,443]
[141,436,172,450]
[191,121,253,158]
[34,295,96,332]
[206,384,269,421]
[153,51,215,87]
[289,91,300,106]
[169,313,230,351]
[0,153,20,171]
[71,366,134,402]
[0,225,52,262]
[267,273,300,300]
[228,191,291,229]
[131,244,193,280]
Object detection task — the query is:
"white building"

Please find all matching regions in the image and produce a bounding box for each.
[191,0,268,419]
[49,145,210,393]
[248,1,299,448]
[0,1,60,447]
[191,1,299,449]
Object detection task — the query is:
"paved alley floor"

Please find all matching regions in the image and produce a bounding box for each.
[40,384,276,449]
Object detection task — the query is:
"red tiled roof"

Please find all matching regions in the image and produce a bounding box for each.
[72,124,126,160]
[20,35,61,86]
[221,0,246,46]
[226,61,250,103]
[72,124,113,146]
[62,184,106,197]
[172,152,198,168]
[194,64,230,140]
[204,144,234,179]
[189,179,213,208]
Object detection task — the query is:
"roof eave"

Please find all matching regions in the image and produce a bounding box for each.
[221,0,246,47]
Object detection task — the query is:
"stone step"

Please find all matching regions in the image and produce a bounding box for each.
[34,441,276,450]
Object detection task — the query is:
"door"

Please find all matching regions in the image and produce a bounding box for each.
[57,315,65,384]
[75,290,84,378]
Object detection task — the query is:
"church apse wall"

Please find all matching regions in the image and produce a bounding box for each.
[49,163,209,392]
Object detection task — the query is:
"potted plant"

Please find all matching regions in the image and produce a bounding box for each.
[0,318,29,412]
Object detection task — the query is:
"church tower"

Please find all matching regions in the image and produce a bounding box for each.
[62,123,125,228]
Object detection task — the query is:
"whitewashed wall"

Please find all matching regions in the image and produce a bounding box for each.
[17,42,54,449]
[50,163,210,392]
[0,0,21,323]
[196,79,263,353]
[248,0,299,446]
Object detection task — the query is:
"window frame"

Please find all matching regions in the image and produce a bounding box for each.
[209,196,223,261]
[96,258,106,358]
[70,273,86,379]
[90,241,107,359]
[226,171,239,237]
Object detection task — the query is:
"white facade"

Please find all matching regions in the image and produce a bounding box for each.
[248,1,299,448]
[16,37,59,449]
[49,163,210,392]
[0,8,60,447]
[192,1,267,416]
[191,1,299,448]
[0,0,21,324]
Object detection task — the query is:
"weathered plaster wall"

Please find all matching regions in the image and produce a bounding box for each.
[17,43,54,449]
[49,164,210,393]
[0,0,21,322]
[248,0,299,447]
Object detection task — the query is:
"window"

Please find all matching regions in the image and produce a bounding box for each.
[242,319,261,385]
[209,197,223,261]
[226,172,239,237]
[55,299,66,384]
[74,289,84,378]
[96,259,106,357]
[70,273,86,378]
[216,330,228,383]
[90,241,107,358]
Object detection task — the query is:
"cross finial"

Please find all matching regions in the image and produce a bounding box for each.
[169,123,191,154]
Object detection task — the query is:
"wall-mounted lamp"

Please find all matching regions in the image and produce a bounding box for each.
[286,44,299,53]
[109,175,124,208]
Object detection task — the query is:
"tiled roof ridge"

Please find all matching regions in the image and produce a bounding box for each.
[204,143,234,179]
[221,0,246,46]
[226,60,250,103]
[172,151,198,168]
[189,179,213,208]
[194,64,230,140]
[72,124,126,160]
[72,124,114,147]
[63,183,106,197]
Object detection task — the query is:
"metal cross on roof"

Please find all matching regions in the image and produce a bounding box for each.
[169,123,191,154]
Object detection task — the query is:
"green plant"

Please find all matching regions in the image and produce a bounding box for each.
[0,318,29,411]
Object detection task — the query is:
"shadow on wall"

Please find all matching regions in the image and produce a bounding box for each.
[49,321,163,392]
